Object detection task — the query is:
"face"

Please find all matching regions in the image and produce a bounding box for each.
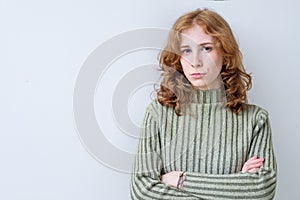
[179,25,223,90]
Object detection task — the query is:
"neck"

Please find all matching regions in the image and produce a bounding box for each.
[192,88,226,104]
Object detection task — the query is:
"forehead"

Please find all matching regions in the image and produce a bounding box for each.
[180,25,214,45]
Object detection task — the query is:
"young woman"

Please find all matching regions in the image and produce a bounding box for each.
[130,8,277,200]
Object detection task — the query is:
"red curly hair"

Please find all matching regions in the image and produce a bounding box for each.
[157,8,252,115]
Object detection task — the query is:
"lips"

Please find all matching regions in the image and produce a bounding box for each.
[191,73,206,79]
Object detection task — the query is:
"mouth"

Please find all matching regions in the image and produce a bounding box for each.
[191,73,206,79]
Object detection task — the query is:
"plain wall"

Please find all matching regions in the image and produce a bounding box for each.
[1,0,299,199]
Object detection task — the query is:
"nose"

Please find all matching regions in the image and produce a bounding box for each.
[191,51,202,68]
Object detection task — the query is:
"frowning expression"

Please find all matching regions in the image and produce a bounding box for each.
[180,25,223,90]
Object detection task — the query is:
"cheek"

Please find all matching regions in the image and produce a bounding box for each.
[209,54,223,72]
[180,58,190,74]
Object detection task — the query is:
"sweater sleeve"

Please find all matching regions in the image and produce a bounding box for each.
[180,109,277,200]
[130,104,199,200]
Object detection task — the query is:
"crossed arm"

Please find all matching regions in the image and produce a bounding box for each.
[161,155,265,188]
[130,108,277,200]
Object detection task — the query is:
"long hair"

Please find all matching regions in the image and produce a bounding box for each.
[157,8,252,115]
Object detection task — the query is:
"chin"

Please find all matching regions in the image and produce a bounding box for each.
[191,82,207,90]
[192,85,208,90]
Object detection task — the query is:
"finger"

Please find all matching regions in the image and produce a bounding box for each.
[244,160,264,168]
[242,160,264,173]
[247,162,264,169]
[246,158,264,165]
[247,156,264,162]
[242,165,262,173]
[248,168,260,173]
[247,155,258,161]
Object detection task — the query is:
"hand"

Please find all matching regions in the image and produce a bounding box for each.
[242,155,264,173]
[160,171,183,187]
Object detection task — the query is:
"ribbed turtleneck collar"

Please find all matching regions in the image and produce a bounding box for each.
[192,88,226,104]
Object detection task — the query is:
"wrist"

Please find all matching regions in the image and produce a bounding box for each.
[176,171,185,190]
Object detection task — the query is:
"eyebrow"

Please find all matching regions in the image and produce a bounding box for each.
[180,42,214,48]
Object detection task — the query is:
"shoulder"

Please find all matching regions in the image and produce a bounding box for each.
[145,99,161,114]
[244,104,270,129]
[144,99,175,120]
[144,99,165,118]
[246,104,269,117]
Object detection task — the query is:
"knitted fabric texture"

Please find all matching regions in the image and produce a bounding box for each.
[130,89,277,200]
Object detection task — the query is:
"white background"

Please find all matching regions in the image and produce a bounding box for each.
[1,0,299,199]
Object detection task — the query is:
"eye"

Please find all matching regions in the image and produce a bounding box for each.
[181,48,192,55]
[201,46,213,53]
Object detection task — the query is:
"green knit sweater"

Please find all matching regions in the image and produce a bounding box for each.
[130,89,277,200]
